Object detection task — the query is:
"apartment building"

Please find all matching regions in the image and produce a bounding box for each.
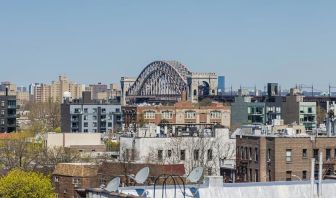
[282,88,317,132]
[235,123,336,182]
[53,162,185,198]
[231,96,266,129]
[61,92,121,133]
[120,124,235,178]
[32,75,85,103]
[0,89,16,132]
[53,163,99,198]
[122,100,231,130]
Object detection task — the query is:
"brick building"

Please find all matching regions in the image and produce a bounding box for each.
[236,124,336,182]
[53,163,99,198]
[122,101,230,129]
[53,162,185,198]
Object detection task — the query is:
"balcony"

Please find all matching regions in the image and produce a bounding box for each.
[7,105,16,109]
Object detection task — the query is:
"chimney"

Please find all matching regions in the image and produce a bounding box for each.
[181,90,187,101]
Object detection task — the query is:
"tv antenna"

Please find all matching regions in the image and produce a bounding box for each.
[187,167,204,183]
[105,177,120,192]
[129,167,150,184]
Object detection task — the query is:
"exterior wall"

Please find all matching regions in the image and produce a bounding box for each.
[54,175,99,198]
[0,95,16,132]
[122,101,231,129]
[237,135,336,182]
[61,102,121,133]
[120,128,235,176]
[46,133,103,147]
[231,96,265,129]
[282,95,317,131]
[282,95,300,125]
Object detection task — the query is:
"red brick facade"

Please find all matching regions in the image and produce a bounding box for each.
[122,101,231,129]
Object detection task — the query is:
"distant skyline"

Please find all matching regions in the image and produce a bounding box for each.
[1,1,336,92]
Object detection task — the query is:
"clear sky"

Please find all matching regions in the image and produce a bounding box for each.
[0,1,335,91]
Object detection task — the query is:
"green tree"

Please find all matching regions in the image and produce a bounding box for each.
[0,169,55,198]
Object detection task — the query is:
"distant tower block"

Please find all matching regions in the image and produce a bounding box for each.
[267,83,279,97]
[188,72,218,103]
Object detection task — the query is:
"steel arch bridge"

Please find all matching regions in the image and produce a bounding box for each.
[127,61,192,97]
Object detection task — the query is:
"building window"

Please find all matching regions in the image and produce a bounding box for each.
[208,168,212,176]
[83,129,88,132]
[84,122,88,127]
[93,115,97,120]
[158,150,163,160]
[249,169,253,182]
[308,107,312,113]
[74,108,81,114]
[194,150,199,161]
[255,148,259,162]
[72,178,80,185]
[207,149,213,161]
[313,149,319,160]
[249,148,252,160]
[0,110,4,115]
[255,170,259,182]
[268,170,272,181]
[267,149,271,161]
[108,122,112,127]
[210,111,221,119]
[102,108,106,113]
[84,108,88,113]
[180,150,185,160]
[286,171,292,181]
[0,119,4,125]
[302,149,307,158]
[0,101,4,107]
[302,170,307,180]
[286,149,292,162]
[93,108,97,113]
[162,111,173,119]
[326,149,331,161]
[167,150,172,158]
[185,111,196,119]
[54,176,59,182]
[83,115,88,120]
[144,111,156,119]
[93,122,97,127]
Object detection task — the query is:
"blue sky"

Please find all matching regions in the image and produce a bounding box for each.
[0,1,335,91]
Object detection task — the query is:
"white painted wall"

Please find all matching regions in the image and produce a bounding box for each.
[46,132,103,147]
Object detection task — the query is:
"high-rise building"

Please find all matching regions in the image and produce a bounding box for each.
[32,75,85,103]
[267,83,279,97]
[0,88,16,132]
[218,76,225,95]
[89,83,108,100]
[0,81,16,96]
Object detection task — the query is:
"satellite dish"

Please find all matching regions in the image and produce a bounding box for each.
[105,177,120,192]
[187,167,204,183]
[129,167,149,184]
